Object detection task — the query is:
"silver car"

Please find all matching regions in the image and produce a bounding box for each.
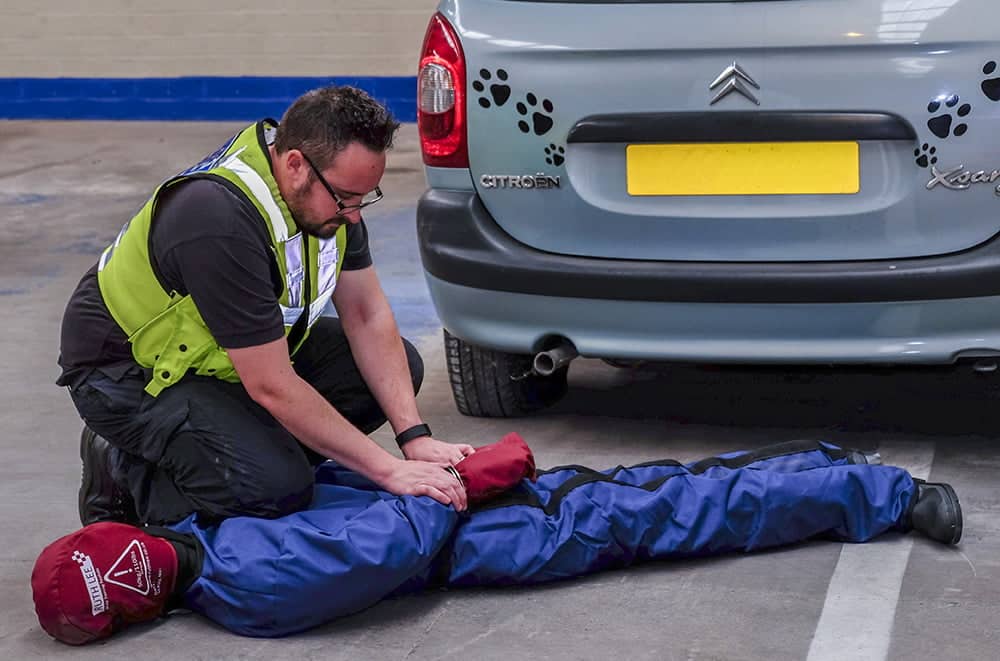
[415,0,1000,416]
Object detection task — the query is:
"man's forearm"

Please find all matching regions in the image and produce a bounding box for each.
[252,372,399,481]
[248,370,468,509]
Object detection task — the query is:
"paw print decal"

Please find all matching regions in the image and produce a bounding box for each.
[516,94,555,136]
[927,95,971,139]
[914,143,938,169]
[983,61,1000,102]
[472,69,511,109]
[544,144,565,166]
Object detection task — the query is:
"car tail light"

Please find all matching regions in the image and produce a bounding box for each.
[418,13,468,168]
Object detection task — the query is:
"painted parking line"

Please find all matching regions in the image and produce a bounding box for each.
[806,440,934,661]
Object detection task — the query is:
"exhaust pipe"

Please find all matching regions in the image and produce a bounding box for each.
[972,360,998,374]
[533,339,578,376]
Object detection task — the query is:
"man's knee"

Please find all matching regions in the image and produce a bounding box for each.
[202,469,314,522]
[403,338,424,395]
[247,463,315,518]
[163,430,316,521]
[224,446,316,519]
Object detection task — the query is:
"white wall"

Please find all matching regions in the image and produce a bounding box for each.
[0,1,440,78]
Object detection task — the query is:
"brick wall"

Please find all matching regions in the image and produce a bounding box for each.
[0,1,439,78]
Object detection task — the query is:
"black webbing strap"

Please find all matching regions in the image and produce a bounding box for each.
[475,439,852,516]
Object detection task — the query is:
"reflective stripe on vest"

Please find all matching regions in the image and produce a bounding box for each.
[280,235,340,327]
[219,147,289,243]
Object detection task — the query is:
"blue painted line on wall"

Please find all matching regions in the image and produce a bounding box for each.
[0,76,418,122]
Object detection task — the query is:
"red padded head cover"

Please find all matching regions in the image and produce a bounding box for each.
[454,432,536,503]
[31,522,177,645]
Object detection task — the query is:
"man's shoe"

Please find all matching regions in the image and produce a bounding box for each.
[78,426,138,526]
[909,480,963,545]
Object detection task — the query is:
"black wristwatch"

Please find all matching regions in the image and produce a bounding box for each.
[395,423,432,448]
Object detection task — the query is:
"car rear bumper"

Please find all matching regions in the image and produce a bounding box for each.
[417,189,1000,304]
[423,274,1000,364]
[417,189,1000,363]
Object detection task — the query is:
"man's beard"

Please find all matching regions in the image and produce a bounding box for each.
[286,183,342,239]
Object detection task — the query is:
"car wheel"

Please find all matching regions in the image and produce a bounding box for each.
[444,329,568,417]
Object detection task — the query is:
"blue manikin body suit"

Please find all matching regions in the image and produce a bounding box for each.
[170,440,915,637]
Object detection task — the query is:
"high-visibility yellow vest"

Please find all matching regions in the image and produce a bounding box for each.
[97,120,346,396]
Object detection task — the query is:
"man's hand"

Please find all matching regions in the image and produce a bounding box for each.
[380,457,468,511]
[402,436,475,465]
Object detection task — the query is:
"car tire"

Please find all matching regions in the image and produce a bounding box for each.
[444,329,568,417]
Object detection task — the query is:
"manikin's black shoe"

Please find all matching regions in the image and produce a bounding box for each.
[78,426,138,526]
[909,480,963,545]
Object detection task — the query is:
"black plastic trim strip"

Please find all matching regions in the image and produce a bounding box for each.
[416,190,1000,304]
[567,111,916,144]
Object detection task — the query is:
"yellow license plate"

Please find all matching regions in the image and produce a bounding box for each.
[626,141,860,196]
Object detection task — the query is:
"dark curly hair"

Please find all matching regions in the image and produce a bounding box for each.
[273,86,400,169]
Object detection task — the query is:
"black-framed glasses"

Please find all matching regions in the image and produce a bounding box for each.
[301,152,383,216]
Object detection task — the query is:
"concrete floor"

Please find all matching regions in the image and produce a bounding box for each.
[1,121,997,660]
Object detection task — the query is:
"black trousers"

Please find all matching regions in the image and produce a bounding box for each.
[69,317,424,526]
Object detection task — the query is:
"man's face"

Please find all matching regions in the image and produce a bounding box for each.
[283,141,386,239]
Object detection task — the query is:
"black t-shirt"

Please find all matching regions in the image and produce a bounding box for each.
[57,177,371,385]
